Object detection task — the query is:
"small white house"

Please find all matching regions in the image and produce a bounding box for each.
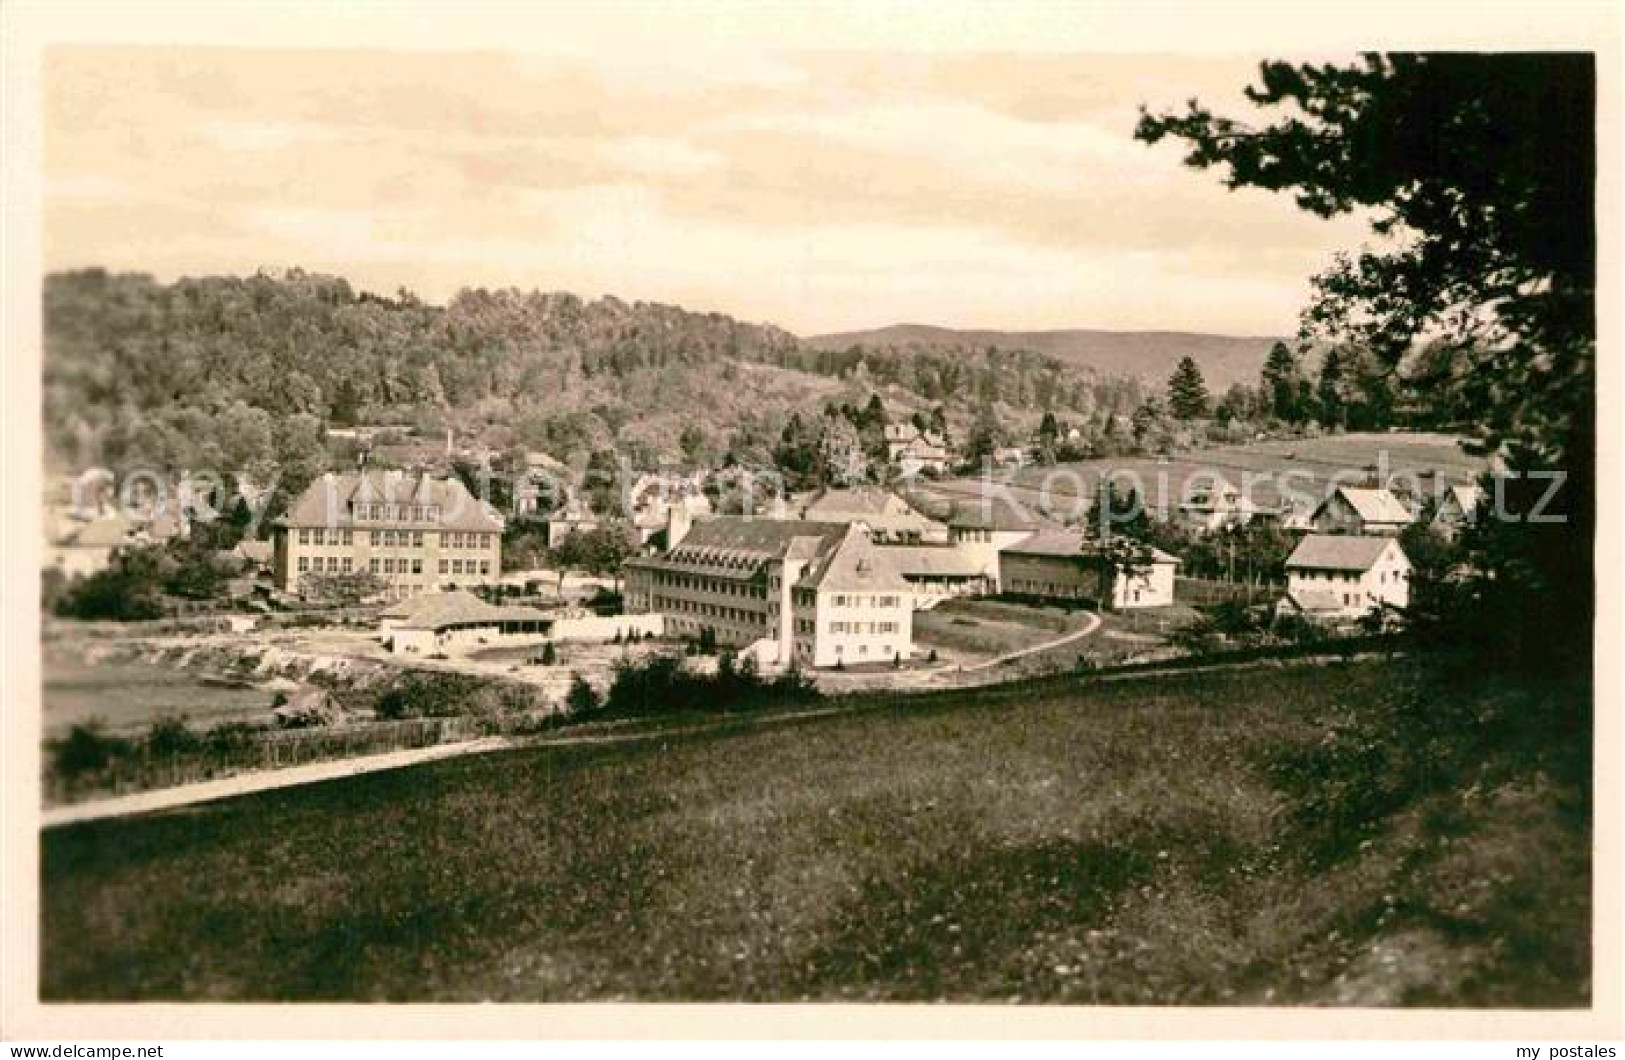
[1279,534,1411,621]
[1310,486,1414,536]
[1177,482,1259,533]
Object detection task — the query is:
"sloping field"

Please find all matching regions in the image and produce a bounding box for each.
[41,658,1587,1004]
[920,432,1488,522]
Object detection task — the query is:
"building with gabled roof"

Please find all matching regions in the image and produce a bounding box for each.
[1280,533,1411,619]
[998,530,1180,609]
[798,486,949,544]
[1310,486,1415,536]
[942,498,1050,591]
[1177,479,1260,533]
[272,471,505,599]
[884,422,951,477]
[624,514,913,668]
[883,544,991,606]
[1431,483,1486,540]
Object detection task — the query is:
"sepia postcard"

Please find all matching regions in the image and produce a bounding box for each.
[1,0,1620,1044]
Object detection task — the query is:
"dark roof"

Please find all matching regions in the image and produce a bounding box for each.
[1003,530,1178,564]
[380,590,551,631]
[883,545,986,578]
[1286,534,1405,572]
[796,527,912,593]
[677,516,848,558]
[279,471,503,532]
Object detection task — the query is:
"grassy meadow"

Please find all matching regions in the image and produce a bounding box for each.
[922,431,1489,520]
[41,657,1588,1004]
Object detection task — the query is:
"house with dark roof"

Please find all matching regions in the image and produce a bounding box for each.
[272,471,505,600]
[998,530,1180,609]
[1431,484,1486,540]
[797,486,949,544]
[1310,486,1415,536]
[1279,533,1411,620]
[624,514,914,668]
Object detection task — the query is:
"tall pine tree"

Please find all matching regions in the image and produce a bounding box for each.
[1260,341,1302,422]
[1316,348,1346,428]
[1166,356,1210,420]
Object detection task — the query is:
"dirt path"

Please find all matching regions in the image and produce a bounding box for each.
[41,737,511,828]
[958,611,1104,673]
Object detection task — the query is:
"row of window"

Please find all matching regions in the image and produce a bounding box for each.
[828,621,901,635]
[298,529,354,546]
[1295,570,1407,584]
[827,594,903,609]
[647,571,768,600]
[295,528,494,549]
[351,503,442,522]
[297,556,354,574]
[654,596,764,625]
[1007,579,1088,598]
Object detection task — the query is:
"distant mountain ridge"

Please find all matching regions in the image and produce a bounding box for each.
[805,324,1285,392]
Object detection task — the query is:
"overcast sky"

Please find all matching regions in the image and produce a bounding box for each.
[44,45,1374,337]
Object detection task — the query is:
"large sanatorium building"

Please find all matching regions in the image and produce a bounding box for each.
[623,512,915,668]
[273,471,505,599]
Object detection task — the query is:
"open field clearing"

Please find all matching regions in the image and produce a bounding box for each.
[919,432,1489,521]
[912,597,1091,664]
[41,658,1588,1005]
[43,651,279,738]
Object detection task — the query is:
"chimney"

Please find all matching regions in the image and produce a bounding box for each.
[667,502,693,549]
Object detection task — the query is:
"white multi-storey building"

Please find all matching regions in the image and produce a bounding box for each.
[273,471,504,599]
[1279,533,1412,620]
[623,513,914,668]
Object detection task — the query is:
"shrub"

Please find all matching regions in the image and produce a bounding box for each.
[52,721,128,779]
[373,673,488,720]
[539,641,558,666]
[145,715,201,757]
[600,652,819,718]
[565,672,601,715]
[927,648,939,663]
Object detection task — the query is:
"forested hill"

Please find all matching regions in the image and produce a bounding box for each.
[806,324,1284,392]
[42,269,1145,475]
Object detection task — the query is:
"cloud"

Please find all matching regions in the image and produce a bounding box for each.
[43,44,1376,335]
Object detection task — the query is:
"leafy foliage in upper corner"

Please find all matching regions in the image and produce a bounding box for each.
[1137,53,1595,676]
[1135,53,1594,469]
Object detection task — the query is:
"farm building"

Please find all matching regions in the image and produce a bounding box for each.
[1431,484,1486,539]
[998,530,1180,610]
[1310,486,1414,536]
[1278,534,1411,621]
